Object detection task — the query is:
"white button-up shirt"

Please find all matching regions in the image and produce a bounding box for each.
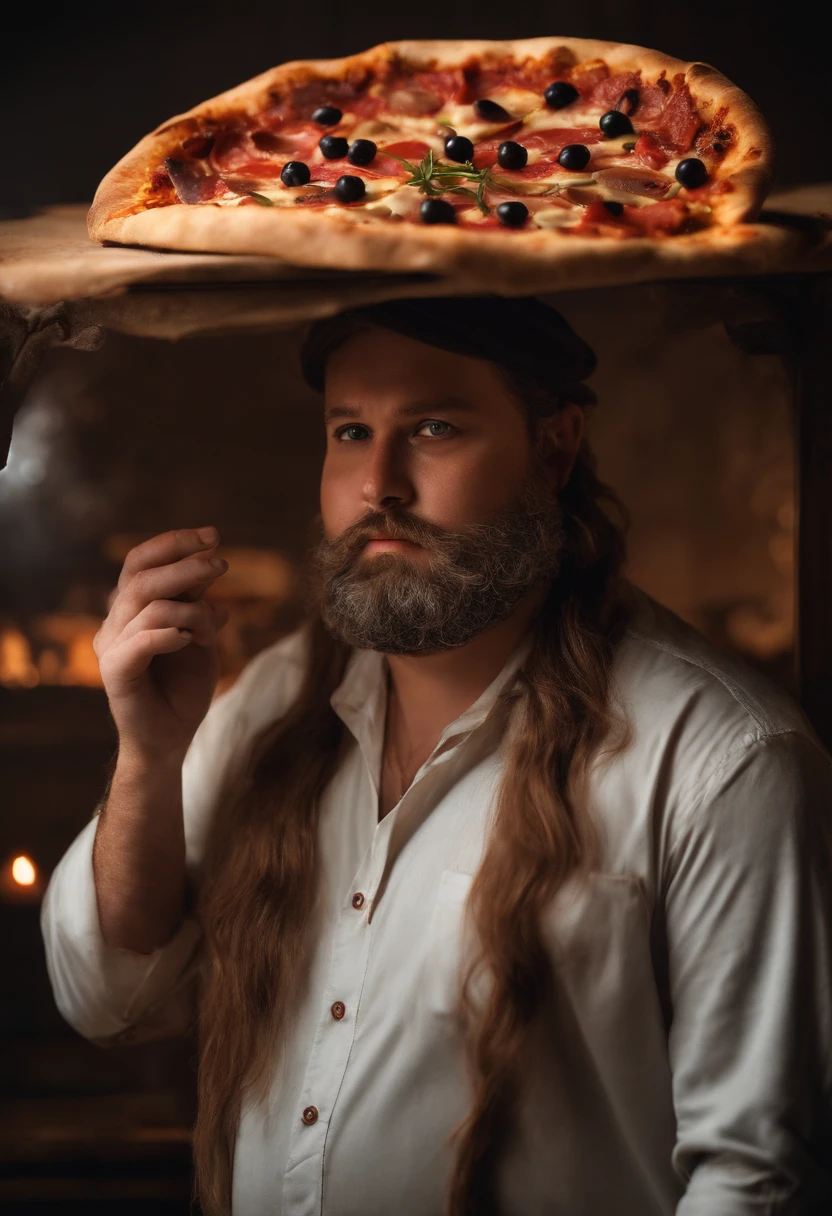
[41,586,832,1215]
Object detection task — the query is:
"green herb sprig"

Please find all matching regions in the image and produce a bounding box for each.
[384,148,493,215]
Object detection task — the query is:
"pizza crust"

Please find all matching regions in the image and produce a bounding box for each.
[88,36,774,274]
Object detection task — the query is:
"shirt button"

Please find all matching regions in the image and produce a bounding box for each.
[301,1105,319,1126]
[351,892,365,909]
[331,1001,346,1020]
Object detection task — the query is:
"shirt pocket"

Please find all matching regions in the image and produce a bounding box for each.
[420,869,650,1020]
[422,869,476,1017]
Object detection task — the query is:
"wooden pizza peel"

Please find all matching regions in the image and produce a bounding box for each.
[0,186,830,744]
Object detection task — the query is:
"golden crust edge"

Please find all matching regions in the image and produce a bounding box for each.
[683,62,774,223]
[93,198,791,291]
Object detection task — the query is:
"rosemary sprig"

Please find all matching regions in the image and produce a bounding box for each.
[383,149,493,215]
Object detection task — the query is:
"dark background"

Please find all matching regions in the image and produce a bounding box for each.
[0,5,819,1212]
[1,1,823,211]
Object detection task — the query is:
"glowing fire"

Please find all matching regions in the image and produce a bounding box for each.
[11,856,36,887]
[0,620,102,688]
[0,544,296,690]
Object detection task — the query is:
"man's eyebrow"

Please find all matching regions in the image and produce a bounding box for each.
[323,397,478,425]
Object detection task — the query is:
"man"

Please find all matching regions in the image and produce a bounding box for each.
[42,295,832,1216]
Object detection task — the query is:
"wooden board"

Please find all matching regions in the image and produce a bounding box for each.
[1,187,830,325]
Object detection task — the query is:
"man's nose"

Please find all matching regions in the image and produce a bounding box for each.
[362,437,414,510]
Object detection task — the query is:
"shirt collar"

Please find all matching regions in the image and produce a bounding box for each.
[329,628,535,774]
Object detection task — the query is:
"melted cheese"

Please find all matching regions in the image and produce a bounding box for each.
[533,208,582,229]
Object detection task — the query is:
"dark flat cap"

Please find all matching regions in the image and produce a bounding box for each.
[299,293,597,407]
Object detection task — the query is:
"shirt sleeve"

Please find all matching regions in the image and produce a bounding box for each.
[665,729,832,1213]
[40,813,202,1045]
[40,652,273,1047]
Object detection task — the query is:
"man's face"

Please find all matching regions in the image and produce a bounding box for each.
[311,324,573,654]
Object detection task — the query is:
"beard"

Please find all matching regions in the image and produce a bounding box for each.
[307,459,566,656]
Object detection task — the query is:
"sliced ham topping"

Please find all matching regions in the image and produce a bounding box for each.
[164,159,229,205]
[575,197,688,238]
[468,61,557,95]
[270,73,382,121]
[303,162,397,185]
[210,123,322,174]
[570,59,609,95]
[624,198,688,235]
[589,71,641,112]
[181,132,215,159]
[473,126,599,170]
[497,162,567,182]
[637,76,671,122]
[385,68,473,108]
[523,127,603,153]
[374,140,432,174]
[384,86,443,116]
[214,160,286,183]
[633,132,671,170]
[594,166,674,198]
[469,121,524,168]
[576,200,636,238]
[657,83,700,154]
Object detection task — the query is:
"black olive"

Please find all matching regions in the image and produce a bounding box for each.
[420,197,456,224]
[497,141,528,170]
[557,144,591,171]
[599,110,634,138]
[603,200,624,216]
[675,157,708,188]
[444,135,474,163]
[474,98,511,122]
[544,80,579,110]
[280,161,311,187]
[319,135,348,160]
[333,175,366,203]
[312,105,342,126]
[348,139,377,166]
[496,201,529,228]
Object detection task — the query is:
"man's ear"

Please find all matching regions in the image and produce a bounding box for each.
[534,403,585,490]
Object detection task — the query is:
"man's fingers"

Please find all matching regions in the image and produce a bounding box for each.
[111,553,224,628]
[99,627,195,687]
[171,585,207,604]
[117,527,219,592]
[117,598,217,649]
[99,553,227,659]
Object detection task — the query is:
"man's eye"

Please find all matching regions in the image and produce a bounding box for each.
[415,420,453,438]
[336,424,369,442]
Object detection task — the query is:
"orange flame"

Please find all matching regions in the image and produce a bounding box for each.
[11,856,36,887]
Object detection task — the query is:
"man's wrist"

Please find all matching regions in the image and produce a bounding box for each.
[114,744,189,780]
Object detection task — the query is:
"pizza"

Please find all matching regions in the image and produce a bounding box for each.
[87,36,773,279]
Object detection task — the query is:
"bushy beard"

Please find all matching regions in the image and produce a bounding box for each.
[308,461,566,655]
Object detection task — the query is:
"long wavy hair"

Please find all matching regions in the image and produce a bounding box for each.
[192,362,632,1216]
